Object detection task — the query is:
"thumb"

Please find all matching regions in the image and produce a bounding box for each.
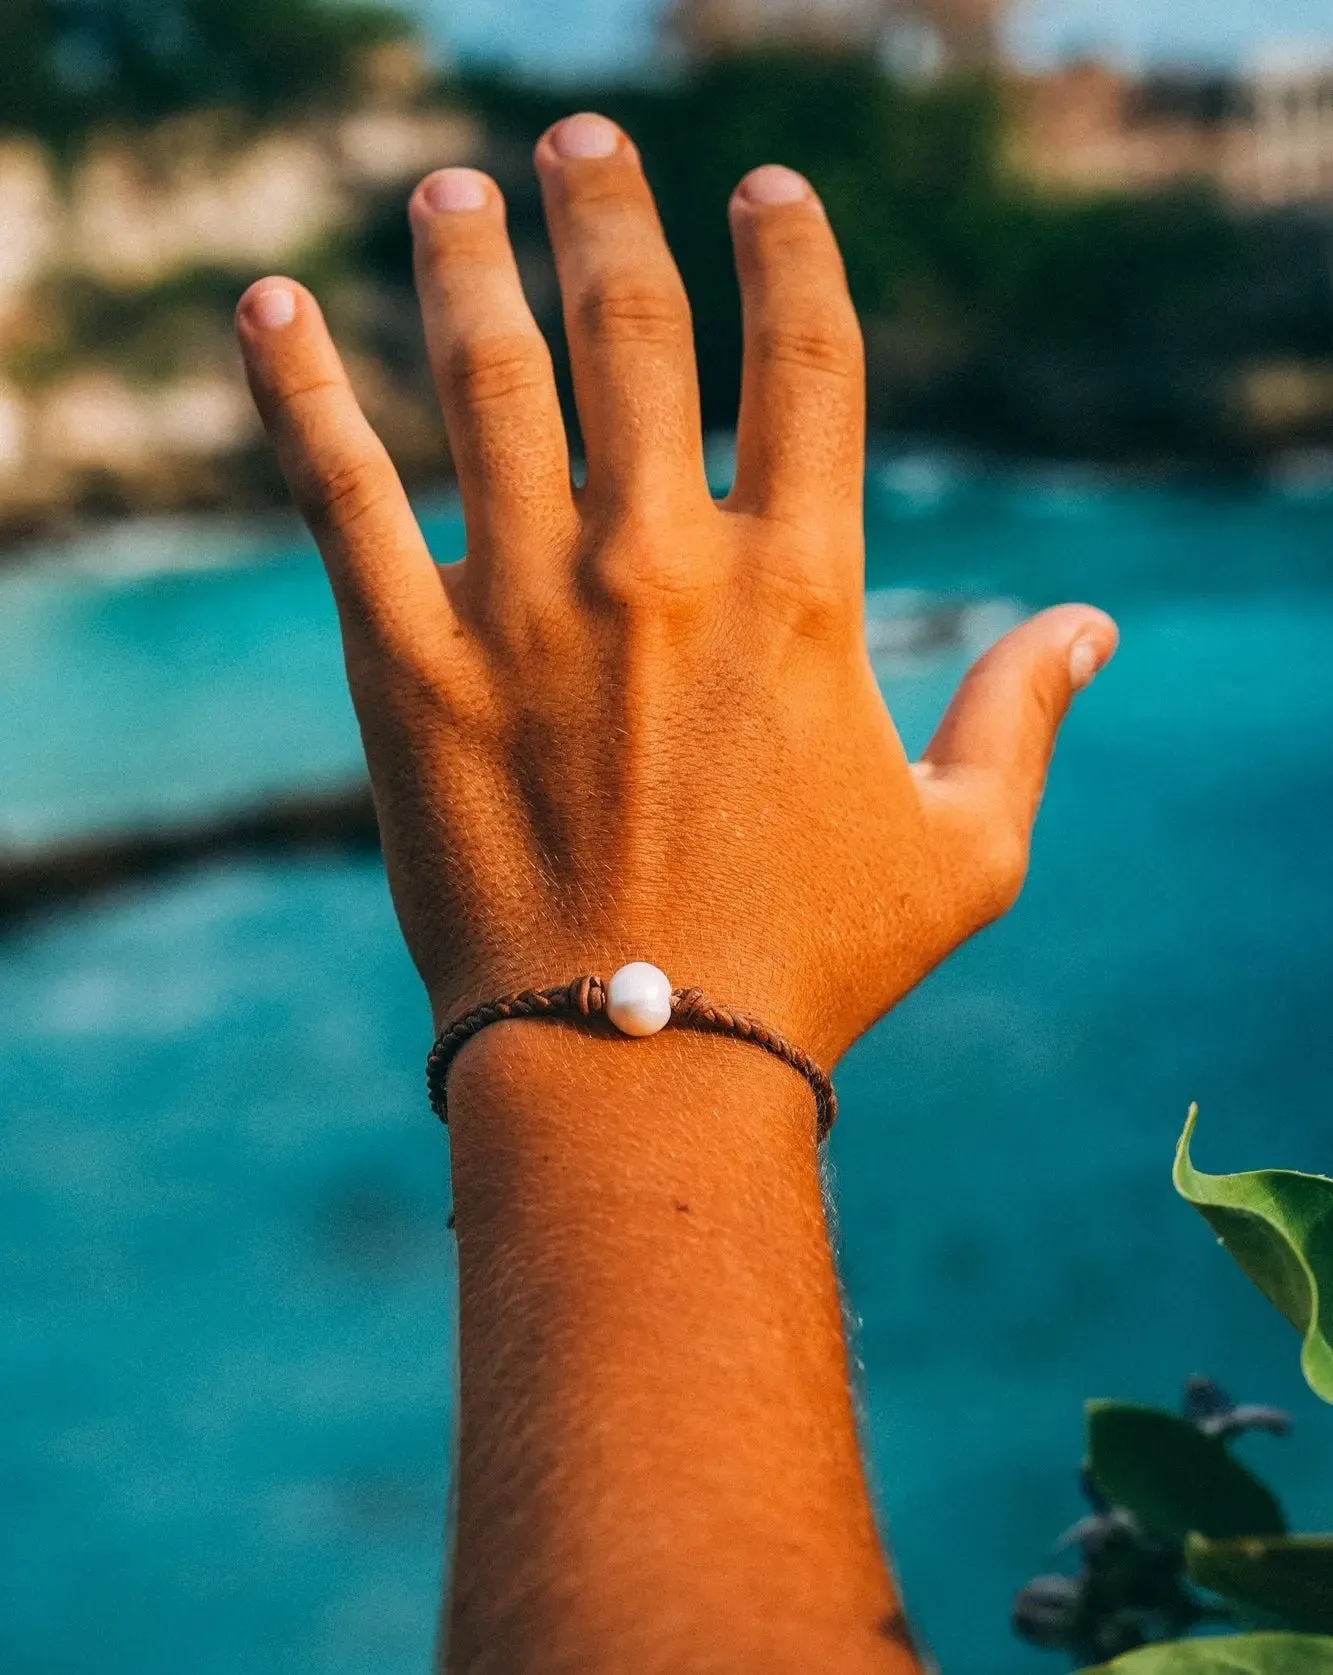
[919,603,1118,833]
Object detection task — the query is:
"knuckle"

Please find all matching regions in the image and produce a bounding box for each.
[757,563,852,644]
[301,454,396,537]
[446,332,551,409]
[786,583,851,644]
[1029,668,1066,736]
[583,522,711,614]
[577,277,690,348]
[562,174,634,211]
[736,516,860,642]
[273,375,343,422]
[753,315,863,381]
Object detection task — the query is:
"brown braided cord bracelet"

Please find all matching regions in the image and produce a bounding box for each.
[426,968,837,1143]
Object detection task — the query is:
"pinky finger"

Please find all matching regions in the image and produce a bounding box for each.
[236,279,449,656]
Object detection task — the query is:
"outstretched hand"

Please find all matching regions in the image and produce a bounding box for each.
[236,112,1116,1070]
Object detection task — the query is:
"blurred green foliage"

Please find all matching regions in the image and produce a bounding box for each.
[0,0,413,143]
[458,56,1333,457]
[1083,1636,1333,1674]
[1085,1402,1287,1546]
[0,17,1329,460]
[458,56,1007,438]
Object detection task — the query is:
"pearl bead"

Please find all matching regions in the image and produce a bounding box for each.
[605,962,673,1037]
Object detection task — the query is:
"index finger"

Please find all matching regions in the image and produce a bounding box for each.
[236,279,450,654]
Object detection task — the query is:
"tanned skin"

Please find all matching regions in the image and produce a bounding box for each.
[235,112,1117,1675]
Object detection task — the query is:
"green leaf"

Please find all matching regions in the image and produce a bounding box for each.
[1080,1633,1333,1673]
[1086,1402,1285,1544]
[1174,1106,1333,1404]
[1187,1535,1333,1633]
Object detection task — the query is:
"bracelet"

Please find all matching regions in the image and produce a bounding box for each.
[426,962,837,1142]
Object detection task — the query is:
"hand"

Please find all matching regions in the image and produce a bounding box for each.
[235,112,1115,1070]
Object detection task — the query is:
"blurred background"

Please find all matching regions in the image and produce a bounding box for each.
[2,2,1333,1672]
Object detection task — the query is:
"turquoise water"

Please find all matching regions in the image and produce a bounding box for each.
[3,464,1333,1673]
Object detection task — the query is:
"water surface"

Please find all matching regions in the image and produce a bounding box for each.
[3,464,1332,1674]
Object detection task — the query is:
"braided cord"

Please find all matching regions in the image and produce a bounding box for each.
[426,975,836,1142]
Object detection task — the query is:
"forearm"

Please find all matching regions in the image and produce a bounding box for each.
[442,1023,918,1675]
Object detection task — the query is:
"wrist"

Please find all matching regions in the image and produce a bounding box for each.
[446,1009,822,1165]
[429,964,837,1141]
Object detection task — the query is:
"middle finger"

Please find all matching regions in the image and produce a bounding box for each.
[535,114,709,515]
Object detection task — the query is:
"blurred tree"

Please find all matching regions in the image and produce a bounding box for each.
[461,56,1333,459]
[2,21,1326,463]
[0,0,415,142]
[460,55,1007,439]
[0,0,73,139]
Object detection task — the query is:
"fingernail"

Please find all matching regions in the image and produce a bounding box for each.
[551,113,618,160]
[737,164,810,207]
[420,168,489,213]
[244,284,296,330]
[1069,633,1111,690]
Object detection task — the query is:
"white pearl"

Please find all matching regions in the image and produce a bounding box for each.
[605,962,673,1037]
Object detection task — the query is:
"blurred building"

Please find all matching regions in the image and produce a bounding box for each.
[0,42,475,537]
[1245,49,1333,205]
[663,0,1005,73]
[1012,51,1333,208]
[0,47,470,314]
[665,3,1333,205]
